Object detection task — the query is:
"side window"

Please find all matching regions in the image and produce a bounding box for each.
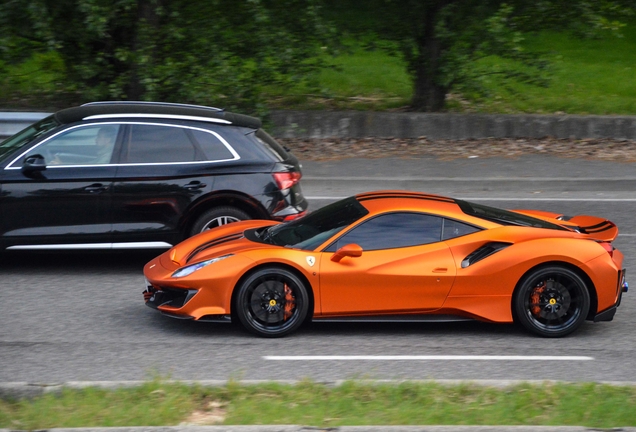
[442,218,481,240]
[329,212,443,251]
[126,125,197,163]
[191,129,235,161]
[24,124,120,166]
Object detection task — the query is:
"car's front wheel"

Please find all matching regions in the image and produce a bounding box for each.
[514,266,591,337]
[190,206,250,236]
[235,267,309,337]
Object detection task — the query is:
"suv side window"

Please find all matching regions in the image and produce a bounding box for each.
[328,212,443,251]
[23,124,120,166]
[126,124,199,163]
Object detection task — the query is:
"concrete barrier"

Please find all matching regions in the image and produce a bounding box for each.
[270,111,636,140]
[3,111,636,140]
[0,112,49,140]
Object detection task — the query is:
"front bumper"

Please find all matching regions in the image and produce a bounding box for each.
[143,281,198,311]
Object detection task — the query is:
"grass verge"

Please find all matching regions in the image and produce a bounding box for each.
[2,380,636,429]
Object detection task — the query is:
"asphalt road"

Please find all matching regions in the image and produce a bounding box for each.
[2,155,636,386]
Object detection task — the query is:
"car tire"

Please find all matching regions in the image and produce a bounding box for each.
[513,266,591,338]
[234,267,309,338]
[190,206,250,236]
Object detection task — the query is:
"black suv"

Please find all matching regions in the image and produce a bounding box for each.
[0,102,307,251]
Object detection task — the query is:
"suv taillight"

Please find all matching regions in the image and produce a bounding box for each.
[273,171,301,190]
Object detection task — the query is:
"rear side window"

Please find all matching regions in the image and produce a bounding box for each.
[442,219,481,240]
[126,124,197,163]
[191,129,234,161]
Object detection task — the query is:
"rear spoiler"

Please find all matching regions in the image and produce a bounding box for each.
[567,215,618,242]
[512,210,619,242]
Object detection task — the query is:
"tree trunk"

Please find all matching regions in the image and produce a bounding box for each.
[410,0,449,112]
[126,0,160,100]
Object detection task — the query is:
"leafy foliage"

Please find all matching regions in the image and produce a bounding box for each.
[324,0,634,111]
[0,0,336,115]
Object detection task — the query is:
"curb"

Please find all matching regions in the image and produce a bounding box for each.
[3,379,636,400]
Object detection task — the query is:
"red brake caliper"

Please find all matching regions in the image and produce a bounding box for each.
[283,284,296,320]
[530,282,546,316]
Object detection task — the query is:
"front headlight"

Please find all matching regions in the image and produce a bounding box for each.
[171,254,233,278]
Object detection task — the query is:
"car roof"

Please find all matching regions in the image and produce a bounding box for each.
[53,101,262,129]
[356,190,461,214]
[354,190,498,227]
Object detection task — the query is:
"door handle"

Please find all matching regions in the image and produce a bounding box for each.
[84,183,108,194]
[432,267,448,273]
[184,181,206,190]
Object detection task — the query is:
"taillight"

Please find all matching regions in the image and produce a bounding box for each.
[600,242,614,257]
[272,171,301,190]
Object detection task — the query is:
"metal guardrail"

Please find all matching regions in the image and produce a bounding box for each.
[0,112,50,140]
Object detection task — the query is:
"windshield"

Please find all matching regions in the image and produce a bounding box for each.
[255,197,369,250]
[0,116,60,162]
[456,199,568,231]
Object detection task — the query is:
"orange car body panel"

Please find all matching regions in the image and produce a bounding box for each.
[143,190,625,325]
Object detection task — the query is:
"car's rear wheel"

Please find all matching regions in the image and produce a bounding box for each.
[514,266,590,337]
[235,267,309,337]
[190,206,250,236]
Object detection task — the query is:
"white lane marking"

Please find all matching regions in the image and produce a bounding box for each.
[264,355,593,361]
[303,176,636,181]
[307,196,636,202]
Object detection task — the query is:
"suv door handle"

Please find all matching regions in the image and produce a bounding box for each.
[184,181,206,190]
[84,183,108,194]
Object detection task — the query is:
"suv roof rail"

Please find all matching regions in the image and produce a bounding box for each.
[81,101,224,112]
[58,102,262,129]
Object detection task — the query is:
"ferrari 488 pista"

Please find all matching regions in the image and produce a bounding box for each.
[143,190,627,338]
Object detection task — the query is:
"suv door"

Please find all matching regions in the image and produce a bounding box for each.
[111,122,239,247]
[0,124,120,249]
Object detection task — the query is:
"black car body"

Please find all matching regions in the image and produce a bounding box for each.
[0,102,307,251]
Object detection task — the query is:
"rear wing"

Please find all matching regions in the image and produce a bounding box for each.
[512,210,619,242]
[567,215,618,242]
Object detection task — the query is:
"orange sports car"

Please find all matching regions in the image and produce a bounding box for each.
[143,190,627,338]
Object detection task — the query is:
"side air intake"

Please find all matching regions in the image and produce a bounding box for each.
[461,242,511,268]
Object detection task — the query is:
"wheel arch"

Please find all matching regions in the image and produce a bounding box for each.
[511,260,598,322]
[183,191,271,236]
[230,262,316,322]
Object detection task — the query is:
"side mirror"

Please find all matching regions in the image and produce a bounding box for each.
[21,154,47,173]
[330,243,363,263]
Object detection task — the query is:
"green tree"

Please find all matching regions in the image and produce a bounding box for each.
[0,0,334,114]
[325,0,634,111]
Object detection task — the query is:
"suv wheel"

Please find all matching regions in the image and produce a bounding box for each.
[190,206,250,236]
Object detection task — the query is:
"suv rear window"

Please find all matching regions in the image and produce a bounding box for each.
[252,129,289,161]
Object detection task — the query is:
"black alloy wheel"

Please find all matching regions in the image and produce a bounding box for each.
[514,266,591,337]
[190,206,250,236]
[235,267,309,337]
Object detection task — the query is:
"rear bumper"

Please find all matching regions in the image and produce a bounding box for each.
[594,268,627,322]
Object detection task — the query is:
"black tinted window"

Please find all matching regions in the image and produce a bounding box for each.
[456,199,568,231]
[253,197,369,251]
[127,125,197,163]
[442,218,481,240]
[330,212,443,251]
[191,129,235,161]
